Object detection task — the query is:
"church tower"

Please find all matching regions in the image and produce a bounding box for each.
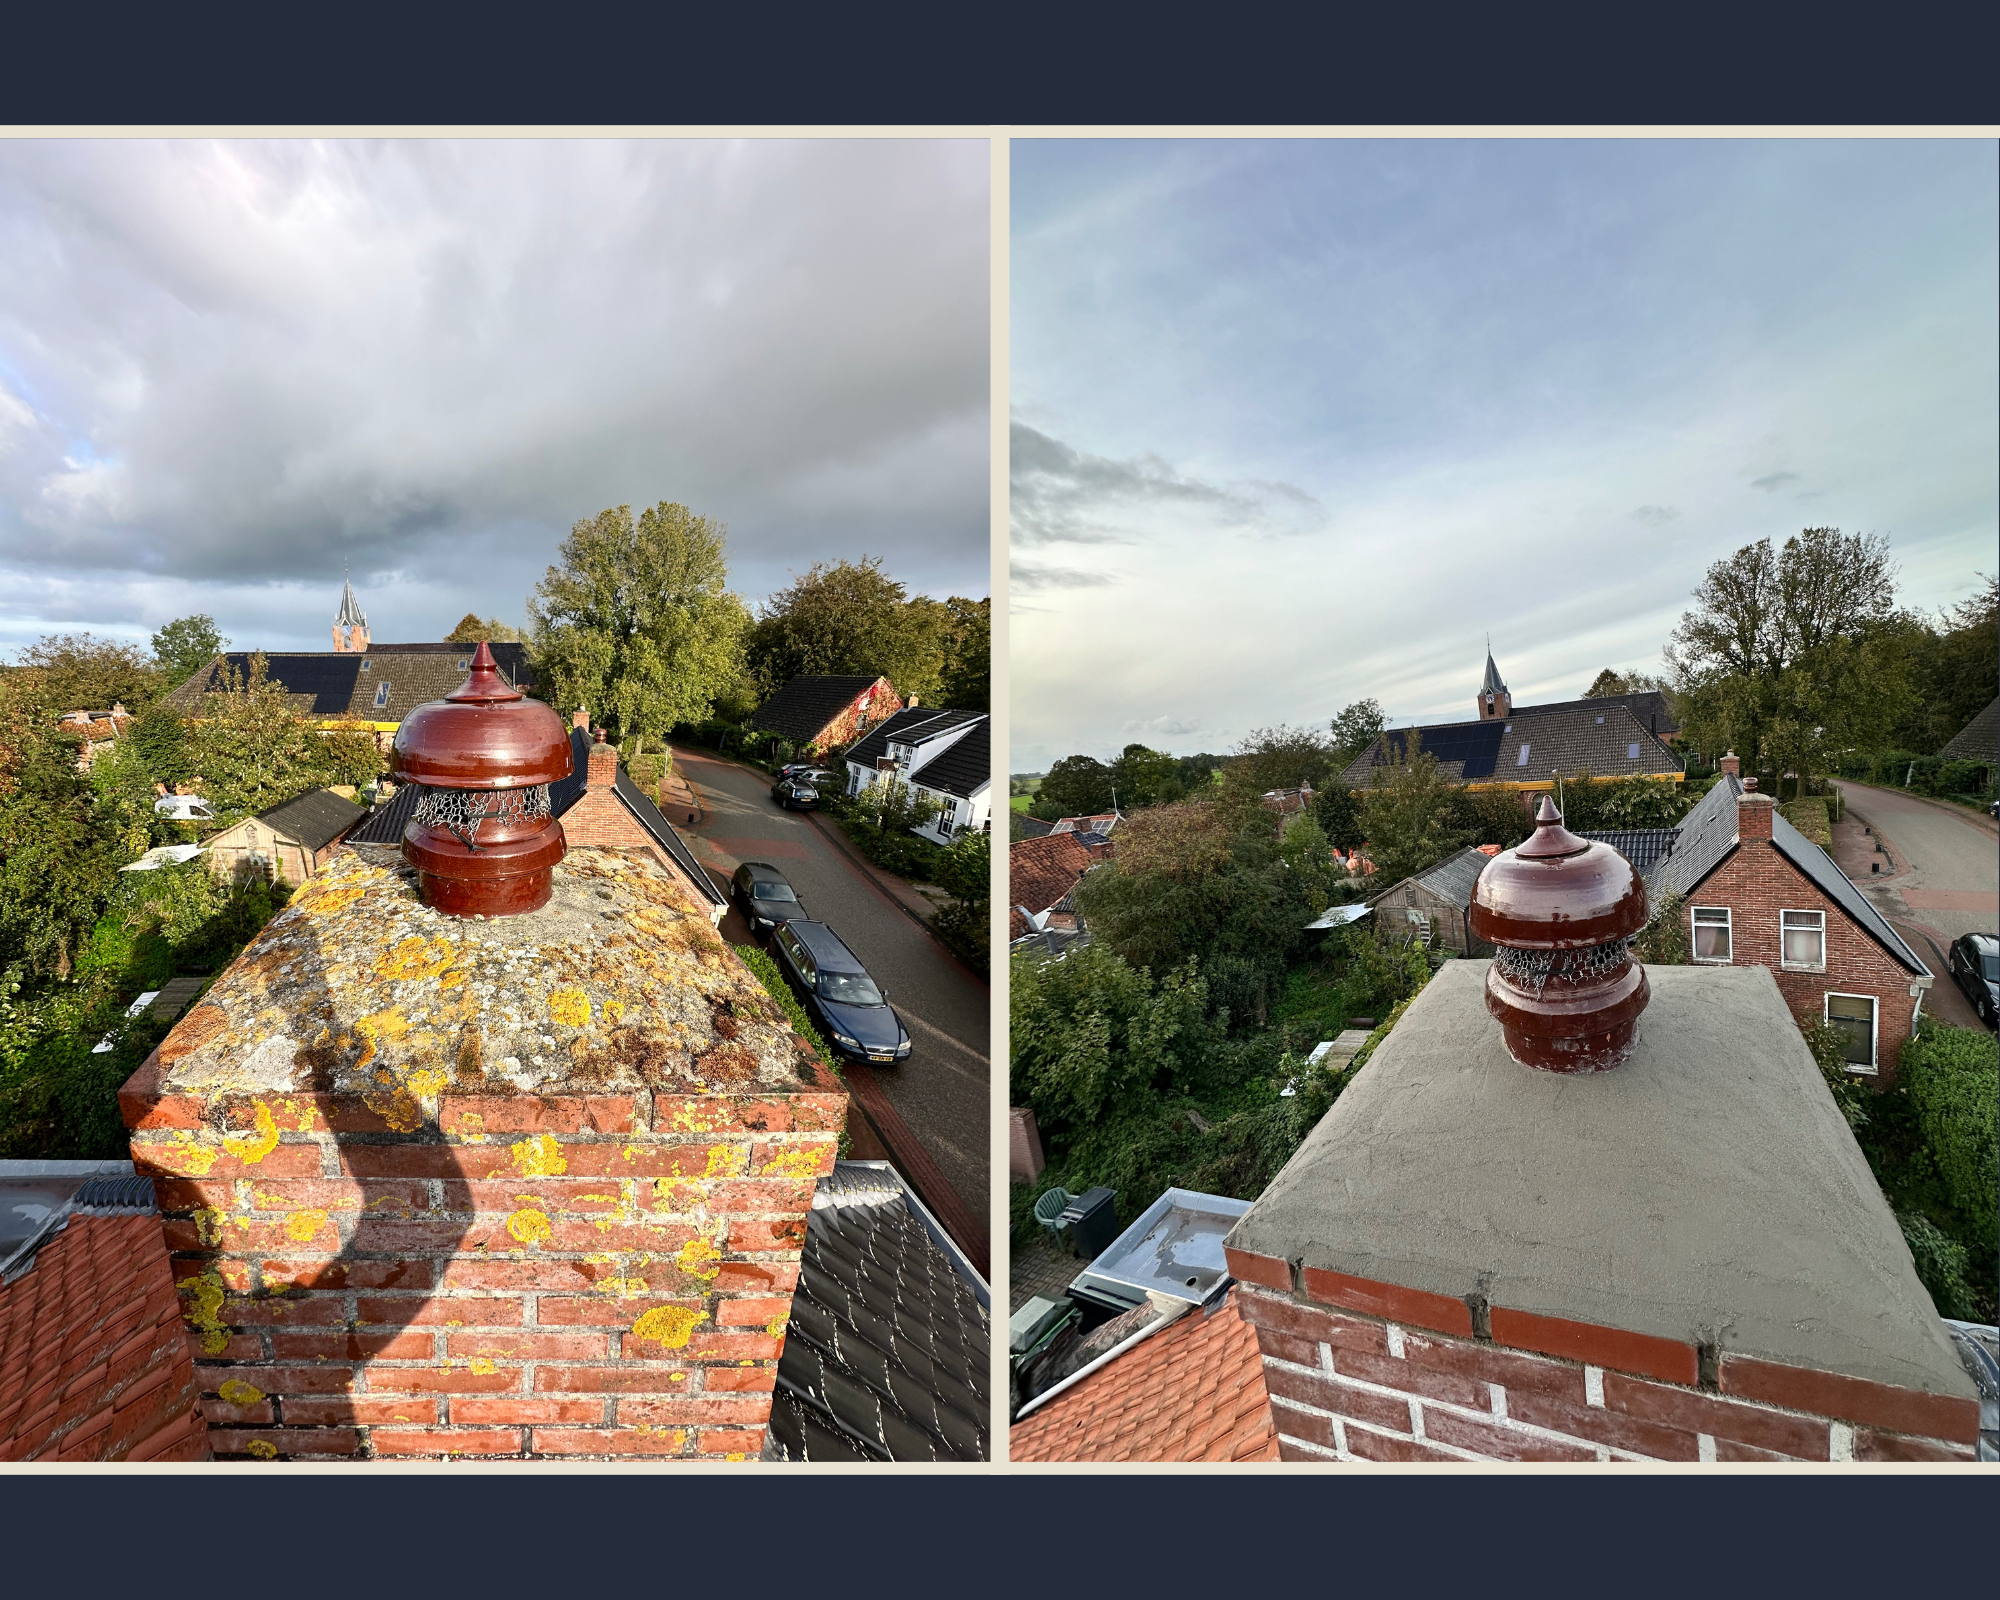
[333,573,370,654]
[1477,643,1510,721]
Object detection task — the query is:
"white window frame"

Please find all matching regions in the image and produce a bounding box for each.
[1824,991,1878,1076]
[1690,905,1732,963]
[1780,908,1827,973]
[374,681,391,709]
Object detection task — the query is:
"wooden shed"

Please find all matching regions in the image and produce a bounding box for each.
[205,788,366,886]
[1365,845,1496,955]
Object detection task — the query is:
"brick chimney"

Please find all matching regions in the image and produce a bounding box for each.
[572,707,589,731]
[1737,777,1775,843]
[1718,751,1741,779]
[120,675,842,1462]
[1224,963,1980,1462]
[588,730,618,791]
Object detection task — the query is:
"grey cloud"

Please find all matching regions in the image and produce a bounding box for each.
[0,139,989,648]
[1010,420,1327,546]
[1632,505,1678,524]
[1009,560,1115,593]
[1749,471,1801,491]
[1120,715,1203,737]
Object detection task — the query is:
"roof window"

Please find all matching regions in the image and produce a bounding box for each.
[1515,744,1531,767]
[360,658,371,669]
[1627,743,1640,759]
[374,682,390,709]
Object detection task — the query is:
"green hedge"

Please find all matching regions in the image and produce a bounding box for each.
[1900,1019,1998,1241]
[736,943,838,1077]
[1779,797,1832,847]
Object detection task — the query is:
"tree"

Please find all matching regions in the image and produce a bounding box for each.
[1356,731,1463,885]
[1224,724,1333,798]
[1584,668,1630,698]
[1108,743,1180,810]
[936,595,991,710]
[445,613,526,644]
[1311,783,1366,852]
[1327,699,1386,765]
[9,634,163,713]
[1030,753,1116,820]
[186,654,352,821]
[530,502,750,759]
[743,557,956,706]
[150,616,228,687]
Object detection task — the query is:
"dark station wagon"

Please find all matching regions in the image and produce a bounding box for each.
[770,920,911,1065]
[730,861,807,938]
[1947,931,1998,1030]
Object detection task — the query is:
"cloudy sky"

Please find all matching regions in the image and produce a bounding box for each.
[0,138,988,661]
[1010,139,1997,772]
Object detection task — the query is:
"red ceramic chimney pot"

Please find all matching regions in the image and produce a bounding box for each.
[390,642,574,916]
[1469,795,1651,1072]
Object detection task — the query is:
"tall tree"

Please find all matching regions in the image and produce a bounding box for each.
[1029,754,1116,820]
[1327,699,1387,766]
[530,502,750,758]
[1584,668,1630,698]
[1224,724,1333,798]
[445,613,527,644]
[744,556,950,705]
[1356,731,1463,884]
[186,654,372,820]
[1108,743,1181,809]
[937,595,991,710]
[10,634,162,713]
[150,615,228,687]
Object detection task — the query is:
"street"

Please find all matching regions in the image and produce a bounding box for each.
[1835,779,1997,1030]
[668,744,992,1227]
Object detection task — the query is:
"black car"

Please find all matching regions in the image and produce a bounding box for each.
[1946,932,1998,1029]
[770,920,911,1065]
[730,861,806,937]
[771,775,822,811]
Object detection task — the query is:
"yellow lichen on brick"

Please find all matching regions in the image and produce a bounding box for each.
[631,1305,708,1349]
[218,1379,266,1407]
[548,986,591,1028]
[375,935,456,984]
[178,1270,230,1356]
[221,1103,280,1164]
[404,1068,449,1101]
[765,1316,789,1339]
[703,1145,746,1180]
[599,1277,650,1296]
[506,1208,553,1247]
[469,1358,498,1376]
[299,884,367,918]
[285,1209,329,1243]
[363,1081,423,1134]
[193,1207,226,1247]
[675,1232,723,1282]
[246,1439,280,1460]
[510,1134,567,1178]
[759,1147,821,1179]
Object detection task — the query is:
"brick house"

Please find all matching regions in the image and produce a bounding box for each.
[748,674,901,757]
[1008,829,1110,947]
[1646,760,1933,1081]
[203,787,368,885]
[58,703,136,772]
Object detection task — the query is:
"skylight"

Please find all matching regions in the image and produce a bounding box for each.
[374,682,390,709]
[1627,743,1640,760]
[1516,744,1531,766]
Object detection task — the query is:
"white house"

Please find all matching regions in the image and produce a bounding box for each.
[842,708,991,846]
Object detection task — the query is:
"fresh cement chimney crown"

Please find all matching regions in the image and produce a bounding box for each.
[1469,794,1651,1072]
[390,641,574,916]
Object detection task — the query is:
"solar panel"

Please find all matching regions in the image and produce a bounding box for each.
[1384,720,1506,779]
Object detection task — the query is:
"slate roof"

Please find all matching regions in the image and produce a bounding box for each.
[254,787,367,852]
[1011,832,1097,920]
[164,643,534,723]
[843,706,980,770]
[336,579,367,628]
[1007,1288,1280,1463]
[1,1161,209,1463]
[749,676,891,742]
[907,717,989,800]
[1581,828,1681,880]
[1406,844,1491,910]
[1654,775,1930,976]
[1341,703,1682,788]
[1481,650,1508,698]
[1013,813,1054,838]
[1527,690,1682,741]
[346,782,420,846]
[764,1162,989,1462]
[1941,696,1999,764]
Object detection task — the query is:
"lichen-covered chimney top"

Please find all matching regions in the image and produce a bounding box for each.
[390,642,574,918]
[1469,794,1650,1072]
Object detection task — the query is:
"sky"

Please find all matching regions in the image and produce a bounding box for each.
[1009,139,1998,773]
[0,138,989,661]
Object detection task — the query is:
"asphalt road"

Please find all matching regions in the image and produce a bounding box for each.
[1835,780,1997,1030]
[668,744,992,1222]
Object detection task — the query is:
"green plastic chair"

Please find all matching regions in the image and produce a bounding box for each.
[1033,1187,1074,1244]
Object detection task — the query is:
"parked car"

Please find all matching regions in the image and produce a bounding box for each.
[730,861,806,937]
[772,768,835,810]
[1947,932,1998,1029]
[777,763,834,783]
[769,920,911,1064]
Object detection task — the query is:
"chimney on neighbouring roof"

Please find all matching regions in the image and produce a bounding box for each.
[1719,750,1741,778]
[1737,776,1775,843]
[906,695,919,709]
[588,728,618,790]
[390,642,573,916]
[1469,795,1650,1072]
[572,707,589,730]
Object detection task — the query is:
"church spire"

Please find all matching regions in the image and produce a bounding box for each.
[333,564,370,653]
[1477,638,1510,721]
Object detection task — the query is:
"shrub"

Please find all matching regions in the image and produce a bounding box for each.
[1937,758,1988,797]
[1800,1018,1869,1131]
[1899,1019,1998,1240]
[1779,797,1832,847]
[1897,1212,1979,1321]
[1633,888,1690,967]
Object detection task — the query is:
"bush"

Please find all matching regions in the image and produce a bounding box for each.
[1899,1019,1998,1241]
[1800,1018,1870,1131]
[1937,758,1989,797]
[1870,750,1923,788]
[1633,888,1690,966]
[1897,1212,1979,1321]
[1779,797,1832,847]
[735,944,836,1075]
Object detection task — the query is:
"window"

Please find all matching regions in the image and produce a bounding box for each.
[1781,910,1826,970]
[457,658,469,670]
[1515,744,1531,767]
[374,682,390,709]
[1825,993,1877,1073]
[360,659,371,670]
[1626,743,1640,760]
[1691,906,1731,962]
